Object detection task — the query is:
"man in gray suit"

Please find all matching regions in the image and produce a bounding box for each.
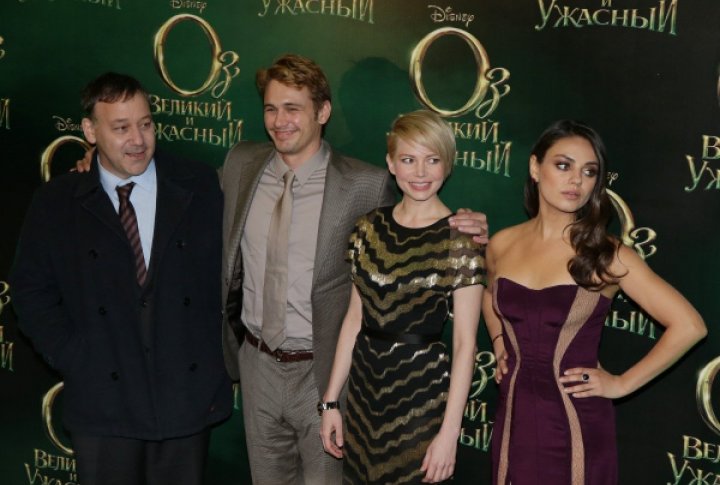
[220,54,487,484]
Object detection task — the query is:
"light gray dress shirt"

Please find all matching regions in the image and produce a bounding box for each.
[240,143,329,350]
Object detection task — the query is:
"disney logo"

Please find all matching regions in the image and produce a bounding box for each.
[53,116,82,133]
[428,5,475,28]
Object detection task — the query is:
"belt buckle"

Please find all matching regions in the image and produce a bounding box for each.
[272,348,285,362]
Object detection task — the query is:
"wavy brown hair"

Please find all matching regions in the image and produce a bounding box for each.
[256,53,331,115]
[524,120,622,289]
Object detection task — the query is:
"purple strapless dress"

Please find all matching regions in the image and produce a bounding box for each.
[492,277,617,485]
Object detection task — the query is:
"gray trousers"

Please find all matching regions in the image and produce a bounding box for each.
[239,341,342,485]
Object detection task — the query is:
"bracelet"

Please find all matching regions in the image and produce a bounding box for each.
[492,333,504,344]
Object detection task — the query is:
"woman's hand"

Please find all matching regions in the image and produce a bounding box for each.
[320,409,344,459]
[493,338,509,384]
[559,366,628,399]
[420,429,457,483]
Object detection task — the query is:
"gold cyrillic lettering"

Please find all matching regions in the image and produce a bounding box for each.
[0,98,10,129]
[656,0,678,35]
[702,136,720,160]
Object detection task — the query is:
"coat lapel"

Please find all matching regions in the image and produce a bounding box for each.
[149,156,193,281]
[77,158,128,244]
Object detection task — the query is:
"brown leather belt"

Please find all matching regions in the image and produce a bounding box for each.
[245,332,313,363]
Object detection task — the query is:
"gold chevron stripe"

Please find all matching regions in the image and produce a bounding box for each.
[354,342,446,379]
[346,391,445,442]
[349,357,448,400]
[349,370,448,416]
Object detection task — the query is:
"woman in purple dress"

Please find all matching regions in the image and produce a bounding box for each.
[482,120,706,485]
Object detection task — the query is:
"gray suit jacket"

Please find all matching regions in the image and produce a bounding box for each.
[219,141,395,397]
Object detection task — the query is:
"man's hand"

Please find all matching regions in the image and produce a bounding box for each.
[74,149,93,173]
[449,208,489,244]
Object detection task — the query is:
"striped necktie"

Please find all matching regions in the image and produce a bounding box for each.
[116,183,147,286]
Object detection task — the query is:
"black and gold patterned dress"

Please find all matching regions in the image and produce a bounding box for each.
[343,206,485,484]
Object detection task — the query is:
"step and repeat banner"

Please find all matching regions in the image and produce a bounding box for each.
[1,0,719,483]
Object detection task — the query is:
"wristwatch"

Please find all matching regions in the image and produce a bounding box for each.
[317,400,340,416]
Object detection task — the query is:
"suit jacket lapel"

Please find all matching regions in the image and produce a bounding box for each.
[226,148,273,276]
[312,151,352,287]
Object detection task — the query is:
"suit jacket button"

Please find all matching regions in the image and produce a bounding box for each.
[110,372,119,381]
[183,297,191,306]
[140,298,148,308]
[189,363,198,372]
[176,240,186,249]
[88,249,98,259]
[98,307,107,315]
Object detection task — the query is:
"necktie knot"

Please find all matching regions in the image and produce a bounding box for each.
[283,170,295,190]
[116,182,135,201]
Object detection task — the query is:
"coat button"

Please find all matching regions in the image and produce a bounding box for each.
[88,249,98,259]
[110,372,119,381]
[98,307,107,315]
[189,363,198,372]
[183,297,191,306]
[140,298,148,308]
[176,240,186,249]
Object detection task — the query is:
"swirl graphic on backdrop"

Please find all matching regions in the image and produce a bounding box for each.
[410,27,510,119]
[0,281,9,316]
[153,14,239,98]
[42,382,73,455]
[0,35,5,60]
[40,136,92,182]
[697,357,720,436]
[607,189,657,259]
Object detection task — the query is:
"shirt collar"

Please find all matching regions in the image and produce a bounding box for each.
[271,141,329,188]
[98,155,157,195]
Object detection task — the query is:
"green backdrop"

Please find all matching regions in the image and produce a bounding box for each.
[1,1,718,483]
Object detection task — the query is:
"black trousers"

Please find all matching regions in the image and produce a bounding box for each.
[71,429,210,485]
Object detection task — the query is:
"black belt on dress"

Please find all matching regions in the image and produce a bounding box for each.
[244,332,313,363]
[360,326,443,344]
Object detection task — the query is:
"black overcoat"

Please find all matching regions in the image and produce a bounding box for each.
[10,150,231,440]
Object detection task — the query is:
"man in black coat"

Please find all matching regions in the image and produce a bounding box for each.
[10,72,231,485]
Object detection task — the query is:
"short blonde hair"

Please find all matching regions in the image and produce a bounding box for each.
[386,110,456,176]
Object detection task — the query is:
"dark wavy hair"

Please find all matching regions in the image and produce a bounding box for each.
[524,120,621,289]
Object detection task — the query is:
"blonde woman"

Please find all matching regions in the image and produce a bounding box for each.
[320,110,486,484]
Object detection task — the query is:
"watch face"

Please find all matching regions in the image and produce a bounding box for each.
[317,401,338,415]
